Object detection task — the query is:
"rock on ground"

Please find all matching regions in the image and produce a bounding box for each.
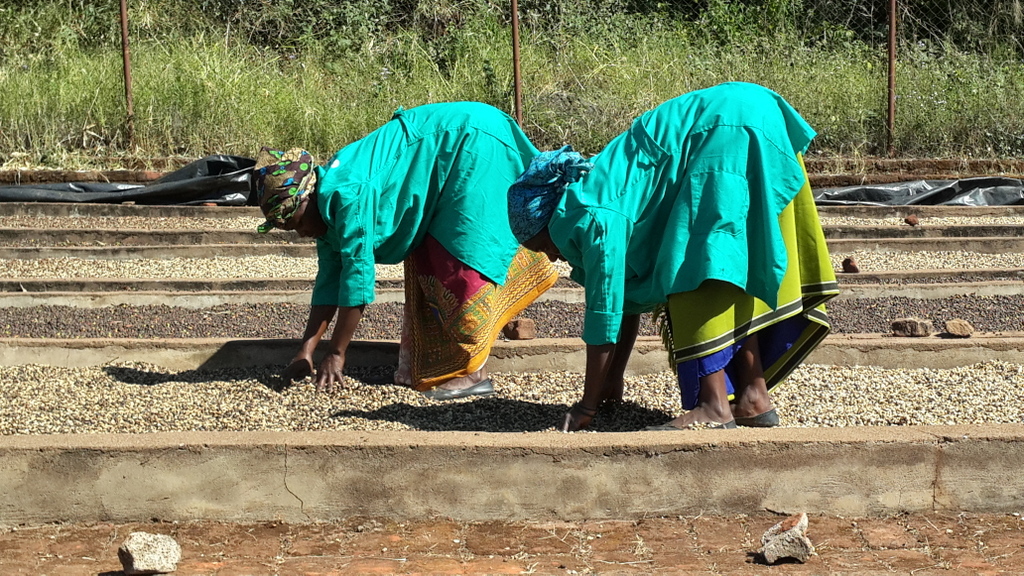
[892,317,933,337]
[760,512,815,564]
[118,531,181,575]
[945,318,975,338]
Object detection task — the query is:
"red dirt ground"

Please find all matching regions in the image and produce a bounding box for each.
[1,512,1022,575]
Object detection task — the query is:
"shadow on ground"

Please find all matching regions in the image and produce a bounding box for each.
[330,397,671,433]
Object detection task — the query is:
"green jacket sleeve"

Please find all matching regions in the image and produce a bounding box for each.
[310,187,377,307]
[564,209,631,345]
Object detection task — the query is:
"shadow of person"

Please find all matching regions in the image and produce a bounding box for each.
[102,364,282,391]
[330,397,671,433]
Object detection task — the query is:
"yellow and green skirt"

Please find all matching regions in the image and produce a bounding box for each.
[660,162,839,409]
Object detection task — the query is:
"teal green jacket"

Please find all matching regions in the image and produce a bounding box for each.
[548,82,816,345]
[310,102,539,307]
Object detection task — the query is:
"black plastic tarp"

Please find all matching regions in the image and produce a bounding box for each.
[813,177,1024,206]
[0,155,257,205]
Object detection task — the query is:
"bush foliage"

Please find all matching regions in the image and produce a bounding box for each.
[0,0,1021,166]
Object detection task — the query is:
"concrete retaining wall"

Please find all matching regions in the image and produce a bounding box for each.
[2,427,1023,525]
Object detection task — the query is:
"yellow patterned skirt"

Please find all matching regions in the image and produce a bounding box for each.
[399,235,557,390]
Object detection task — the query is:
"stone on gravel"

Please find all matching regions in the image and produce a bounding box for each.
[904,214,920,226]
[892,317,933,337]
[945,318,975,338]
[502,318,537,340]
[841,256,860,273]
[118,532,181,575]
[760,512,815,564]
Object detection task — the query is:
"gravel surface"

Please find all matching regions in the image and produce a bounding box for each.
[1,257,575,280]
[2,360,1022,435]
[837,271,1024,284]
[1,296,1021,339]
[3,251,1023,281]
[4,215,265,230]
[9,213,1024,230]
[818,215,1024,226]
[828,250,1024,271]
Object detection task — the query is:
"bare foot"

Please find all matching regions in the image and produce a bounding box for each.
[730,391,773,420]
[661,403,733,428]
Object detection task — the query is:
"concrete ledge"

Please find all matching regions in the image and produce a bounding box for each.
[2,334,1024,372]
[817,204,1024,218]
[824,224,1024,239]
[828,236,1024,253]
[4,201,1024,219]
[0,282,1018,307]
[2,426,1023,525]
[0,243,316,260]
[0,287,586,308]
[6,223,1023,246]
[3,237,1024,260]
[809,333,1024,369]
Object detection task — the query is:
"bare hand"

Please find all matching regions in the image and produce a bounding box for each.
[315,352,347,392]
[561,403,598,432]
[283,353,314,382]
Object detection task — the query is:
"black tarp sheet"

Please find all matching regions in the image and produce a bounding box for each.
[813,177,1024,206]
[3,156,1024,208]
[0,155,256,205]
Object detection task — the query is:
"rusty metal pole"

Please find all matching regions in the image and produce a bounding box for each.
[510,0,524,126]
[119,0,135,149]
[886,0,896,156]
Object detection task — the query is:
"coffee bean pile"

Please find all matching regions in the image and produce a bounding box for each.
[2,295,1022,339]
[2,359,1022,435]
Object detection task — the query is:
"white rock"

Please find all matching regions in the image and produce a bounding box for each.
[118,531,181,575]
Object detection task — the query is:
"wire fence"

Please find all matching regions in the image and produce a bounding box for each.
[11,0,1024,159]
[508,0,1023,156]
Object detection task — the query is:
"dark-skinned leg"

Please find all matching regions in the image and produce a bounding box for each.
[662,368,734,427]
[730,333,774,419]
[600,314,641,408]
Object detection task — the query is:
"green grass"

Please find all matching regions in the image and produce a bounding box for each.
[0,3,1022,169]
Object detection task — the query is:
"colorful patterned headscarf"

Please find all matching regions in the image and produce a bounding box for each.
[253,147,318,233]
[508,146,593,243]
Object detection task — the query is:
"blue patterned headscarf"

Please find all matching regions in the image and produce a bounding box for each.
[508,145,593,243]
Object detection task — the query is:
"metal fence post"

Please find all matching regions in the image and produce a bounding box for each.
[510,0,524,126]
[119,0,135,149]
[887,0,897,156]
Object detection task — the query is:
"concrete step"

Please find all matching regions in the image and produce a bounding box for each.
[0,243,316,259]
[817,205,1024,218]
[827,236,1024,253]
[3,333,1022,372]
[4,424,1023,524]
[0,227,311,245]
[3,236,1023,259]
[823,224,1024,239]
[4,223,1024,247]
[0,278,1020,306]
[0,202,259,218]
[6,201,1024,219]
[0,286,588,308]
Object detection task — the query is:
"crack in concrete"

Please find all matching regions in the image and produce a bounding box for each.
[282,446,310,521]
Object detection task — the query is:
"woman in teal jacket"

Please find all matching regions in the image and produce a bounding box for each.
[509,82,839,431]
[256,102,557,398]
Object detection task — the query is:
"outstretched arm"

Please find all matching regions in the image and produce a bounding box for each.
[561,314,640,432]
[284,304,339,382]
[315,305,365,391]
